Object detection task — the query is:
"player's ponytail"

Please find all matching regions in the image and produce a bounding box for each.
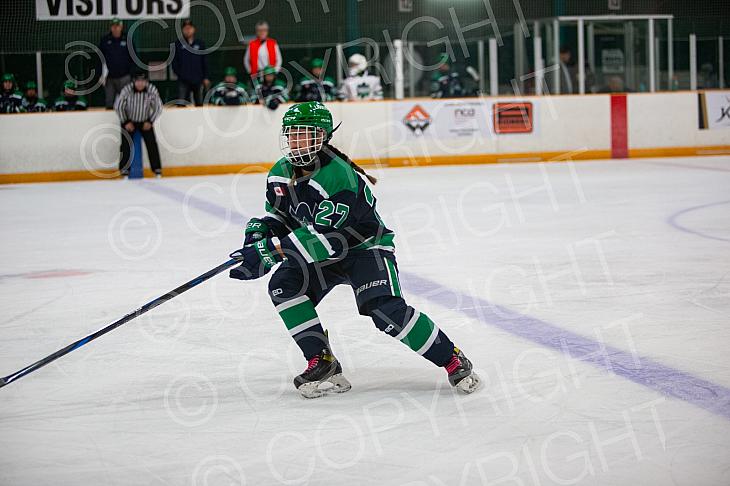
[323,143,378,185]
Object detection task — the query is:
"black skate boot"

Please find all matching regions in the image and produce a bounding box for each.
[294,348,351,399]
[445,347,481,394]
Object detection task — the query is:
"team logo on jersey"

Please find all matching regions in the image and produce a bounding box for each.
[403,105,431,136]
[356,82,371,99]
[274,186,286,196]
[290,201,316,225]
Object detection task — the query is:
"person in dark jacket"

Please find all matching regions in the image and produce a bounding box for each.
[172,19,210,106]
[0,73,24,113]
[252,65,288,110]
[99,18,135,109]
[53,80,87,111]
[430,54,468,98]
[22,81,47,112]
[558,46,596,94]
[209,66,250,105]
[293,58,338,102]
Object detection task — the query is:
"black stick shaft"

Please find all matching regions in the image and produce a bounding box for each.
[0,258,239,389]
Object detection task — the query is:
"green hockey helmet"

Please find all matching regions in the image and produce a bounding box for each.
[63,80,76,89]
[310,57,324,69]
[282,101,333,134]
[2,73,15,83]
[260,65,277,76]
[280,101,334,167]
[223,66,237,77]
[25,81,37,90]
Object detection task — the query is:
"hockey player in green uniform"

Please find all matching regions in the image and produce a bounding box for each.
[229,101,480,398]
[293,58,338,102]
[22,81,47,112]
[252,65,288,110]
[53,80,88,111]
[209,66,250,106]
[430,54,479,98]
[0,73,24,113]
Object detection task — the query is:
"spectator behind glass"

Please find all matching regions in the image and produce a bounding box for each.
[430,53,479,98]
[339,54,383,101]
[0,73,24,113]
[53,80,87,111]
[22,81,47,112]
[172,19,210,106]
[293,58,338,102]
[253,65,288,110]
[699,63,718,89]
[559,46,596,94]
[209,66,251,105]
[598,75,632,93]
[243,20,282,76]
[99,17,135,109]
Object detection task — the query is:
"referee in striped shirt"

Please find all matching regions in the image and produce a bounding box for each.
[115,70,164,177]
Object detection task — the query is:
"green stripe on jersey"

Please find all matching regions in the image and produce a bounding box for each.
[277,296,319,333]
[384,257,401,297]
[289,226,334,262]
[351,232,395,252]
[398,312,437,354]
[310,157,359,197]
[265,200,286,216]
[269,158,293,178]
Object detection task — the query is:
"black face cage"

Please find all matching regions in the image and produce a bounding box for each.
[280,125,326,167]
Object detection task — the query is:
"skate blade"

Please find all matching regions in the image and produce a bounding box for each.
[298,373,352,399]
[455,372,482,394]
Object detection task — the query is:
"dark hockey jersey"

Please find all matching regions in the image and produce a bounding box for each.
[0,89,24,113]
[22,96,48,112]
[253,80,288,110]
[260,148,394,263]
[53,94,87,111]
[294,76,337,102]
[430,71,466,98]
[210,81,250,105]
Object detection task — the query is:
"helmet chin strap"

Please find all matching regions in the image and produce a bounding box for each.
[325,122,342,143]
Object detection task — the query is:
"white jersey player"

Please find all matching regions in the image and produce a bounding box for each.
[339,54,383,101]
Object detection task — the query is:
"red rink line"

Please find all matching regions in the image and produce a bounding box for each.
[610,94,628,159]
[0,270,94,280]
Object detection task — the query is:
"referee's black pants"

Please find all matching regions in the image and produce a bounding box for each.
[119,122,162,174]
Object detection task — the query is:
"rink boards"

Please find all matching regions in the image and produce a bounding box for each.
[0,91,728,183]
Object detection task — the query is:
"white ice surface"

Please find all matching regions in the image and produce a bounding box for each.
[1,157,730,485]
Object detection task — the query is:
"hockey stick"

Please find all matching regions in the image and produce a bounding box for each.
[0,258,239,389]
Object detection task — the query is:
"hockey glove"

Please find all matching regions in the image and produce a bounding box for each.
[244,217,269,246]
[229,238,283,280]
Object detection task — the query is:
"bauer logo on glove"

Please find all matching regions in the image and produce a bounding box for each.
[229,237,283,280]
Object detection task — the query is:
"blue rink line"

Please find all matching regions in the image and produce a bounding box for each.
[666,199,730,243]
[138,181,730,421]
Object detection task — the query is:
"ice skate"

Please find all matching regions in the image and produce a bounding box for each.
[445,347,481,394]
[294,349,351,399]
